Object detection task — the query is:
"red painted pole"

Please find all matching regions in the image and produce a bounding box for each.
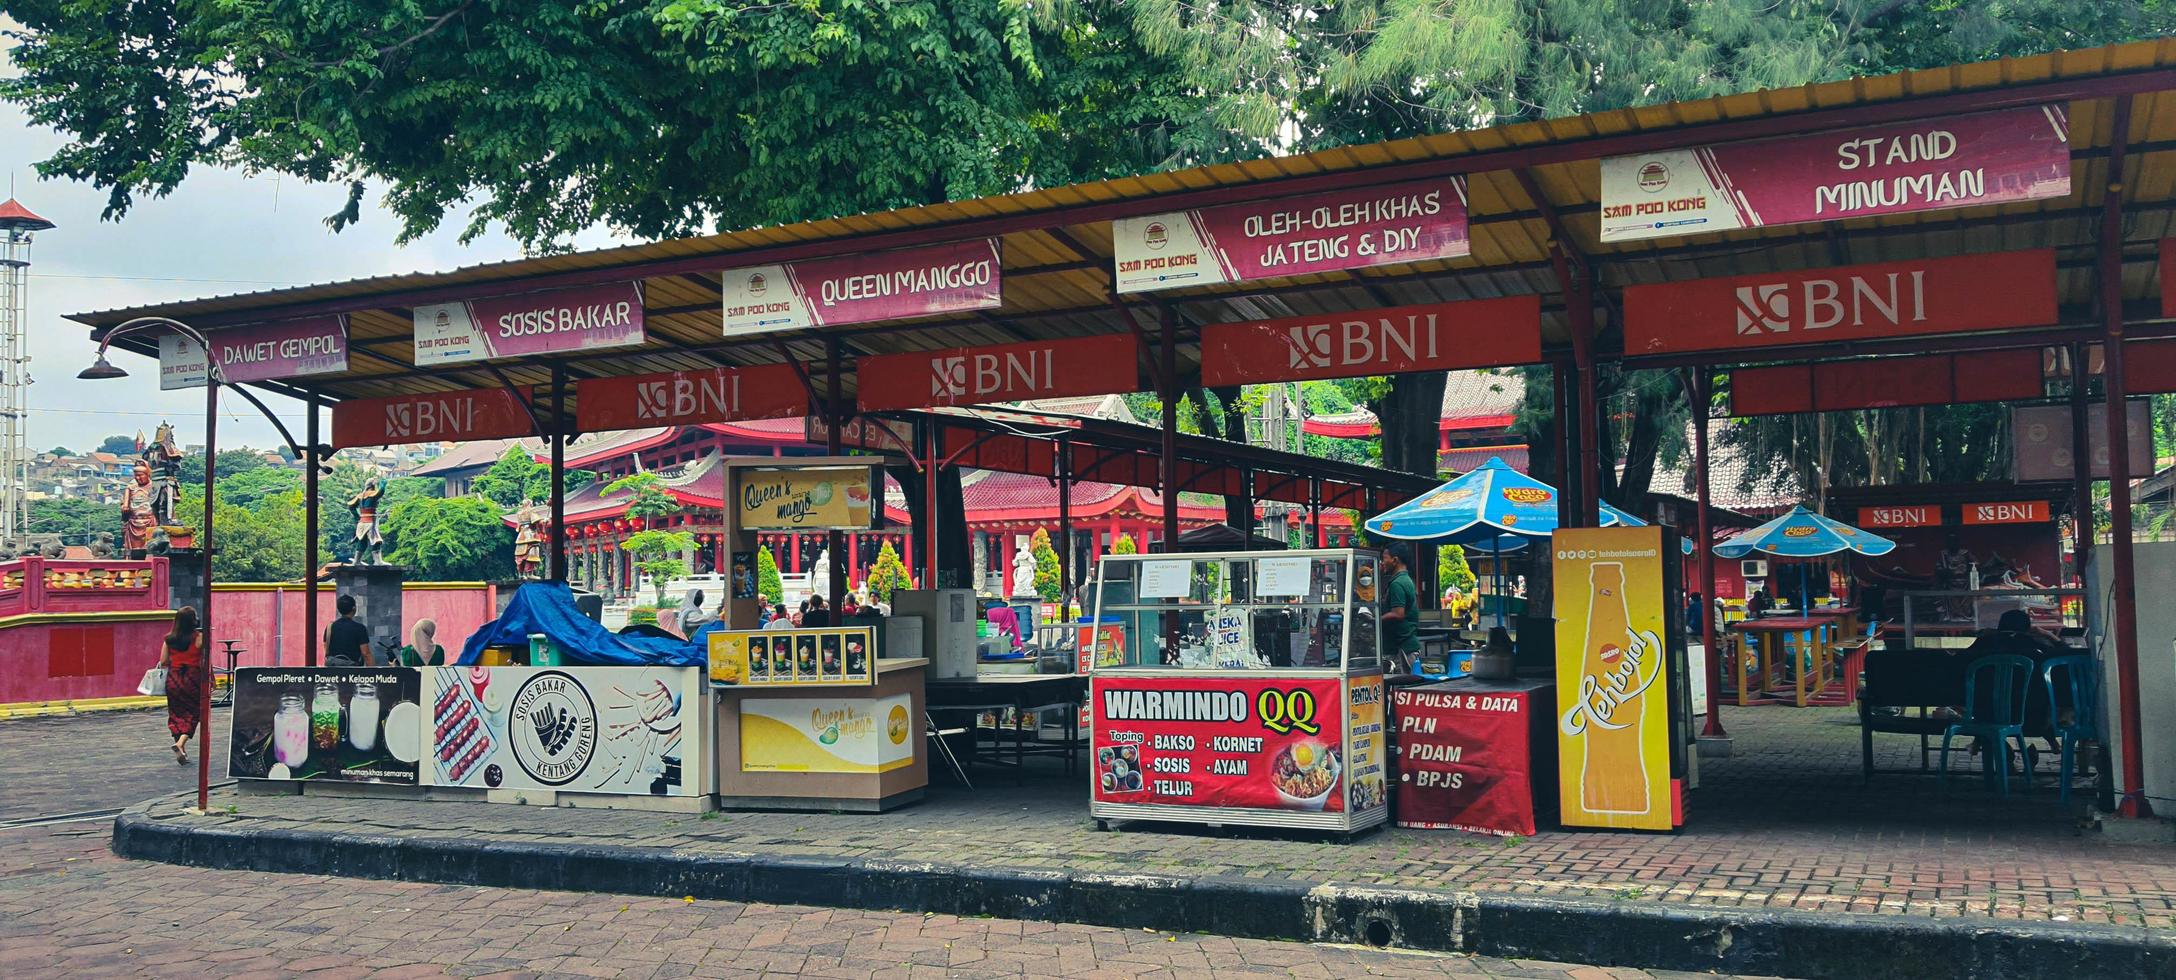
[303,396,319,666]
[1689,369,1725,739]
[2069,342,2093,596]
[197,374,217,812]
[2097,96,2150,817]
[1159,308,1179,547]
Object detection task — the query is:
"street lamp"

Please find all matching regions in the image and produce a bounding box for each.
[79,316,222,812]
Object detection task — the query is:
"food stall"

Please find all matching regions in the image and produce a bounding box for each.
[707,625,929,811]
[1086,548,1389,836]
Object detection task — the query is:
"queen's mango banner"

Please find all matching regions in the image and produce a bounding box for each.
[1113,177,1469,294]
[1600,104,2070,242]
[1091,675,1347,813]
[1552,526,1674,831]
[741,695,915,774]
[735,466,878,531]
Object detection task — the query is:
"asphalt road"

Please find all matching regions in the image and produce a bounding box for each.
[0,709,1774,978]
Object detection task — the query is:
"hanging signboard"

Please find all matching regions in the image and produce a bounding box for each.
[1198,296,1540,386]
[718,239,1002,337]
[1624,249,2056,356]
[1113,177,1469,294]
[1552,526,1677,831]
[2012,401,2153,482]
[735,465,880,531]
[159,315,349,390]
[331,387,534,448]
[1599,104,2071,243]
[1964,500,2050,525]
[855,334,1140,412]
[1858,505,1940,529]
[576,364,808,432]
[805,414,916,454]
[413,281,645,366]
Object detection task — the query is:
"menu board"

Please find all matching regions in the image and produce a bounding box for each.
[709,628,876,687]
[1137,560,1191,599]
[1254,556,1310,597]
[1092,675,1346,813]
[1347,677,1386,812]
[228,667,422,785]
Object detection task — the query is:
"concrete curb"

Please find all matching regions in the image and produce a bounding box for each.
[0,696,163,720]
[113,802,2174,980]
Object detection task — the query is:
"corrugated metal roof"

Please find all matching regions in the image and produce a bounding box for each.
[69,38,2176,413]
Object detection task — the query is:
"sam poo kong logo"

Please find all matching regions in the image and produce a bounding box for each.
[746,273,768,296]
[1142,221,1170,251]
[1636,161,1671,192]
[506,671,598,787]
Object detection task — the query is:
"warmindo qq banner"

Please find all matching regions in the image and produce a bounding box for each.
[1092,675,1349,814]
[719,239,1002,337]
[413,281,645,366]
[159,315,349,390]
[1113,177,1469,294]
[1600,104,2071,242]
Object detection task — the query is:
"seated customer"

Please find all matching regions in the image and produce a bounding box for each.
[396,620,445,666]
[1963,609,2067,659]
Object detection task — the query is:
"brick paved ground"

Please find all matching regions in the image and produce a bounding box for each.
[94,703,2176,931]
[2,709,1771,978]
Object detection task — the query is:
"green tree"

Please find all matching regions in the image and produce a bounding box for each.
[46,445,72,457]
[606,472,681,525]
[757,545,784,604]
[175,487,305,583]
[216,466,300,509]
[382,496,515,582]
[624,529,693,606]
[471,448,543,510]
[28,497,122,542]
[1438,544,1475,591]
[1111,533,1138,555]
[1030,527,1062,601]
[864,540,913,604]
[96,434,136,455]
[177,448,270,485]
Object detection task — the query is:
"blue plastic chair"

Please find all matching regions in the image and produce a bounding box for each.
[2040,654,2098,803]
[1939,654,2035,796]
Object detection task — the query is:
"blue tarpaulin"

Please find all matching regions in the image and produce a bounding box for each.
[456,581,711,667]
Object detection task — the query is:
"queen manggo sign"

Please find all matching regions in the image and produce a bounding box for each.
[332,387,533,448]
[159,315,349,390]
[1091,675,1347,813]
[1113,177,1469,293]
[577,364,808,432]
[856,334,1140,412]
[1600,105,2071,242]
[1623,249,2055,356]
[719,239,1002,337]
[1201,296,1540,386]
[413,281,645,366]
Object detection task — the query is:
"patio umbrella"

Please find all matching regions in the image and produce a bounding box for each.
[1713,504,1895,610]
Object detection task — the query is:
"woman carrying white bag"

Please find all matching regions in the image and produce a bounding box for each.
[156,607,205,765]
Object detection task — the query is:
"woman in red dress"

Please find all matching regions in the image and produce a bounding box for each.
[161,606,204,764]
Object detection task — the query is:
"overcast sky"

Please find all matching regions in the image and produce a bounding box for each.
[2,18,625,454]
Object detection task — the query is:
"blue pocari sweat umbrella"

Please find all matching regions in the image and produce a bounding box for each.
[1714,504,1895,610]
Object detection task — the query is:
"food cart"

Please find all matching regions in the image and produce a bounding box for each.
[707,625,929,812]
[1086,548,1389,836]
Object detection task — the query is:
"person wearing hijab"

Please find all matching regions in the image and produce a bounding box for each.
[680,589,714,633]
[397,619,445,667]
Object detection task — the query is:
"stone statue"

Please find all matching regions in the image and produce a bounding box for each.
[1011,538,1037,598]
[88,532,116,559]
[120,458,159,554]
[812,549,832,592]
[144,423,184,529]
[347,478,385,565]
[512,499,546,578]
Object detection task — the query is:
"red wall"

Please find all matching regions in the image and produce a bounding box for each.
[206,584,497,668]
[0,619,173,703]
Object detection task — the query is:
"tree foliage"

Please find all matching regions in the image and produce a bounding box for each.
[176,487,305,583]
[1110,533,1137,556]
[864,539,912,604]
[605,471,681,523]
[383,496,516,582]
[1438,544,1476,592]
[177,448,272,485]
[215,466,301,510]
[96,434,137,455]
[757,544,784,604]
[1030,527,1062,601]
[29,497,123,542]
[624,529,693,605]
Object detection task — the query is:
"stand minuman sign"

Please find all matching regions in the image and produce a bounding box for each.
[1623,249,2055,356]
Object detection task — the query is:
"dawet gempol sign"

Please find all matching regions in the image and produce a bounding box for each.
[1199,296,1540,386]
[1600,104,2071,242]
[576,364,808,432]
[331,387,533,448]
[158,315,348,390]
[1091,675,1348,813]
[1113,177,1469,293]
[1622,249,2056,355]
[855,334,1140,412]
[412,281,645,366]
[718,239,1002,337]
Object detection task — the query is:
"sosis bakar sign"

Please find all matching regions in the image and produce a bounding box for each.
[1091,676,1349,813]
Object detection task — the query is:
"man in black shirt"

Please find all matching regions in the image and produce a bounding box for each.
[325,594,373,666]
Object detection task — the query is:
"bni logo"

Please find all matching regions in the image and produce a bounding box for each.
[1735,284,1790,335]
[1285,325,1335,371]
[931,355,969,398]
[385,403,415,438]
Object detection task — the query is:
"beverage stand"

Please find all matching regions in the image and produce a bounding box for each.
[1087,548,1390,836]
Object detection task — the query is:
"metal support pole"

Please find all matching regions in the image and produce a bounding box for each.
[2096,95,2150,817]
[2068,342,2093,593]
[1552,362,1573,527]
[1159,307,1180,547]
[1057,436,1073,608]
[1688,369,1725,739]
[825,338,847,609]
[1565,270,1601,527]
[1310,480,1326,549]
[549,366,567,581]
[922,420,940,588]
[304,396,320,666]
[196,376,217,812]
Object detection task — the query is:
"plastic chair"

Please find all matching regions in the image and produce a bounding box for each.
[1939,654,2035,796]
[2040,654,2098,803]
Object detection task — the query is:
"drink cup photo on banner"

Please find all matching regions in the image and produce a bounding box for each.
[1552,526,1675,831]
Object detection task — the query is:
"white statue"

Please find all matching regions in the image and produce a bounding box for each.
[1011,538,1038,598]
[812,549,832,590]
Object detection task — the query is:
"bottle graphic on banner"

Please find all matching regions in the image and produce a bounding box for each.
[1577,562,1648,815]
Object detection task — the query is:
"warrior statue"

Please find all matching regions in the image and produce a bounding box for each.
[144,423,185,528]
[347,478,385,565]
[512,499,547,578]
[120,459,160,554]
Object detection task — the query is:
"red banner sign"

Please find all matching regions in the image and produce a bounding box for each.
[575,364,807,433]
[1112,177,1469,294]
[1091,675,1346,813]
[856,334,1140,412]
[158,315,348,390]
[331,388,534,448]
[1391,685,1544,837]
[413,282,645,366]
[718,239,1002,336]
[1858,505,1939,529]
[1964,500,2049,525]
[1626,249,2056,356]
[1200,296,1540,386]
[1600,105,2071,242]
